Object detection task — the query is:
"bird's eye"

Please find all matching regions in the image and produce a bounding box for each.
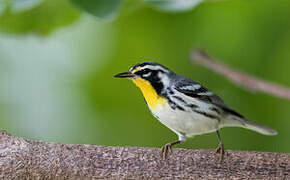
[141,69,152,77]
[142,69,150,74]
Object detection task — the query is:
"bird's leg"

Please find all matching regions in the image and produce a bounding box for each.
[161,140,181,160]
[215,130,225,162]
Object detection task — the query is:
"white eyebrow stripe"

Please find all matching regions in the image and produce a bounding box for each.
[141,65,169,73]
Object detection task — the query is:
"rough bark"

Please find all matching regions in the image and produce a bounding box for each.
[0,130,289,179]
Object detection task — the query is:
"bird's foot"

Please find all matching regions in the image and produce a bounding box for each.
[215,142,225,162]
[161,143,172,160]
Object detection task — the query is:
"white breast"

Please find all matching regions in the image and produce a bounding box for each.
[150,100,220,138]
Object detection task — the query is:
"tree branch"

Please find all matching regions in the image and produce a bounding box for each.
[191,50,290,100]
[0,130,289,179]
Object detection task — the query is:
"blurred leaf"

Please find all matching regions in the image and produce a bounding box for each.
[70,0,122,20]
[0,0,80,35]
[143,0,202,12]
[11,0,43,13]
[0,0,43,14]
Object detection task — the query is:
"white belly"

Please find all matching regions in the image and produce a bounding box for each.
[151,104,219,138]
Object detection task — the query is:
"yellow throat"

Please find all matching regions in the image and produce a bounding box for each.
[132,78,167,110]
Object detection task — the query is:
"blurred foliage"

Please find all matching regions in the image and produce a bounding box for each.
[144,0,203,12]
[69,0,205,21]
[0,0,44,14]
[0,0,289,153]
[0,0,80,35]
[0,0,221,35]
[70,0,122,20]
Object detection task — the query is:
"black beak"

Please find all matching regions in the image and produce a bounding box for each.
[114,72,136,78]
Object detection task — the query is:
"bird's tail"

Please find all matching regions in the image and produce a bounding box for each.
[221,115,277,136]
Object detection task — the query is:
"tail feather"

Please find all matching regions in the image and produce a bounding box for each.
[221,115,277,136]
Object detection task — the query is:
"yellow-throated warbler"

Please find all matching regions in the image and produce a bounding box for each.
[114,62,277,161]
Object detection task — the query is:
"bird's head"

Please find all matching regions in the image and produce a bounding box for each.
[114,62,173,95]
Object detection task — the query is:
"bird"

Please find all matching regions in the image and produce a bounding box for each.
[114,61,277,161]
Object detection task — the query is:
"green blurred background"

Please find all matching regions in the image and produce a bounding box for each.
[0,0,289,153]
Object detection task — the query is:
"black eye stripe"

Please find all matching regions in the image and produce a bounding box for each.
[135,69,150,75]
[134,70,143,75]
[134,69,167,82]
[142,69,150,74]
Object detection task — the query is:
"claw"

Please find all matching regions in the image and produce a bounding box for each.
[215,146,221,154]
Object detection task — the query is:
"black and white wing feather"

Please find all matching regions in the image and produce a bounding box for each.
[172,75,277,135]
[172,76,243,118]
